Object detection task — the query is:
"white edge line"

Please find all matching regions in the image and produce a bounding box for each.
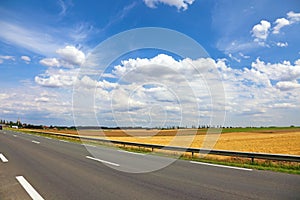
[86,156,120,167]
[32,140,40,144]
[59,140,69,143]
[84,144,96,148]
[13,135,17,137]
[0,153,8,162]
[190,161,253,171]
[16,176,44,200]
[118,150,145,156]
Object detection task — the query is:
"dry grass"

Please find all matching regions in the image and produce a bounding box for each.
[24,128,300,155]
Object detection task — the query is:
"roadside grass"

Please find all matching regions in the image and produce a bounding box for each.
[186,156,300,174]
[11,128,300,175]
[115,145,300,174]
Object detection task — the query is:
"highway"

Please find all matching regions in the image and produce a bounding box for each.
[0,129,299,200]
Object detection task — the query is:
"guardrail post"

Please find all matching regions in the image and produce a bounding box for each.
[192,151,194,157]
[251,157,254,163]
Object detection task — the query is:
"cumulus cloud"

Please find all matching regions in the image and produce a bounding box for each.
[0,93,10,100]
[250,11,300,47]
[251,20,271,45]
[273,18,290,34]
[218,58,300,125]
[56,45,85,66]
[276,42,288,47]
[275,81,300,91]
[21,55,31,64]
[39,58,60,67]
[39,45,85,68]
[24,54,300,126]
[92,54,300,126]
[35,96,50,103]
[73,54,225,127]
[251,58,300,82]
[0,87,73,125]
[287,11,300,23]
[272,11,300,34]
[143,0,195,11]
[35,68,79,87]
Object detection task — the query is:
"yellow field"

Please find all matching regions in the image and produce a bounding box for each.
[110,131,300,155]
[25,128,300,155]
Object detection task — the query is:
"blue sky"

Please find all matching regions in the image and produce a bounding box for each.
[0,0,299,127]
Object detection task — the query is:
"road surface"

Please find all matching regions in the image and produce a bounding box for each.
[0,129,299,200]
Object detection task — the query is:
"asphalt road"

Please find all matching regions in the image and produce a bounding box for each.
[0,129,299,200]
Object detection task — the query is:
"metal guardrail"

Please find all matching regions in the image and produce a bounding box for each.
[13,129,300,163]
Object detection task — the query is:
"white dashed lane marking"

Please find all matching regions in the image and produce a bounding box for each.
[16,176,44,200]
[190,161,253,171]
[86,156,120,167]
[118,150,145,156]
[0,153,8,162]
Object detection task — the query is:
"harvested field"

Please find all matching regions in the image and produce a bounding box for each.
[23,127,300,155]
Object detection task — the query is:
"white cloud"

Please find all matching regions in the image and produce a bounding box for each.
[239,52,250,59]
[249,11,300,48]
[273,18,290,34]
[84,54,226,127]
[0,20,62,56]
[0,93,10,101]
[275,81,300,91]
[0,55,14,60]
[287,11,300,23]
[295,58,300,66]
[69,22,94,42]
[39,45,86,68]
[40,58,60,67]
[0,87,73,125]
[143,0,195,10]
[228,53,241,63]
[56,45,85,66]
[251,58,300,82]
[35,96,50,103]
[0,17,92,58]
[6,53,300,127]
[0,55,15,64]
[276,42,288,47]
[58,0,68,16]
[272,11,300,34]
[272,103,296,109]
[35,68,79,87]
[21,56,31,64]
[92,54,299,127]
[218,58,300,126]
[251,20,271,45]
